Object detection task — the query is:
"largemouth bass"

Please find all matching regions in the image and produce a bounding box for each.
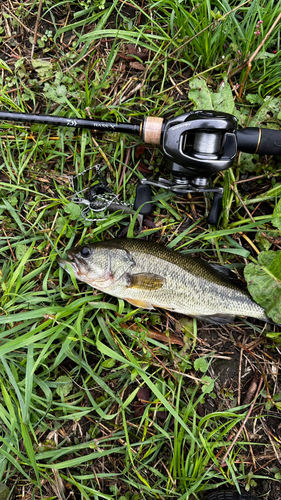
[57,238,268,324]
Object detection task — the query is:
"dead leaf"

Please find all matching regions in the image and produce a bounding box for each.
[134,401,146,417]
[142,218,156,229]
[116,53,135,62]
[137,386,150,402]
[242,371,260,405]
[135,145,146,159]
[131,323,184,346]
[120,322,184,346]
[130,61,146,71]
[128,44,139,55]
[136,162,151,173]
[156,411,167,421]
[127,45,149,60]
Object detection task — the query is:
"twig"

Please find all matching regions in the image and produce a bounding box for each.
[169,75,183,96]
[2,4,34,34]
[234,173,280,184]
[125,322,184,346]
[60,3,71,46]
[237,343,243,406]
[220,375,263,465]
[30,0,43,59]
[111,81,143,106]
[255,455,281,472]
[243,425,256,469]
[2,226,17,261]
[241,234,260,255]
[141,343,178,381]
[261,421,281,464]
[187,192,197,219]
[237,342,273,404]
[230,184,256,224]
[2,5,11,38]
[118,147,131,190]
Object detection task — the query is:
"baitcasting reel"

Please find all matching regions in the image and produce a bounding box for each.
[134,110,281,224]
[0,108,280,225]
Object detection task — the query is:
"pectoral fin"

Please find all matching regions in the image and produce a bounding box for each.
[125,298,155,310]
[126,273,165,290]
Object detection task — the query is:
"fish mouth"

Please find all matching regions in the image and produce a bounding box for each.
[57,254,78,274]
[57,256,67,268]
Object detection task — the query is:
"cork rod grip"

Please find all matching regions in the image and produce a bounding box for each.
[142,116,164,145]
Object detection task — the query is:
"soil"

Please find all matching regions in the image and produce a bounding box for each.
[197,322,281,500]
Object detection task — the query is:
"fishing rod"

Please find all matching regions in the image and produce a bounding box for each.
[1,109,281,224]
[0,111,141,135]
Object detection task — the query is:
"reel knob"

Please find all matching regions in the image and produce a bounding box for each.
[207,191,223,225]
[134,184,152,215]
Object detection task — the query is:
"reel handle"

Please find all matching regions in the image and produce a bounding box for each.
[133,182,224,225]
[207,191,223,226]
[133,184,152,215]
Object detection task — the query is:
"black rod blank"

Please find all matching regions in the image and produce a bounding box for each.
[0,111,141,135]
[236,127,281,156]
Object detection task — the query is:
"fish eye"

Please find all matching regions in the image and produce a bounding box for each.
[80,246,91,258]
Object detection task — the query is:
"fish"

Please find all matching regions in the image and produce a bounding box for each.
[57,238,268,325]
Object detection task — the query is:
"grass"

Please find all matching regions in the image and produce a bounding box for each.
[0,0,281,499]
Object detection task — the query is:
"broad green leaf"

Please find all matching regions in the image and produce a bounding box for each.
[56,376,73,398]
[255,230,281,251]
[256,51,275,59]
[255,231,272,251]
[247,94,264,105]
[188,77,213,110]
[211,78,235,114]
[194,358,208,373]
[244,251,281,324]
[201,376,215,394]
[101,358,116,369]
[56,84,67,98]
[15,244,26,261]
[248,96,281,128]
[272,199,281,230]
[31,59,53,79]
[64,202,81,220]
[188,76,235,114]
[0,484,10,500]
[0,58,12,73]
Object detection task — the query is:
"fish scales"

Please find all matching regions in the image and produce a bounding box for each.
[57,238,268,324]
